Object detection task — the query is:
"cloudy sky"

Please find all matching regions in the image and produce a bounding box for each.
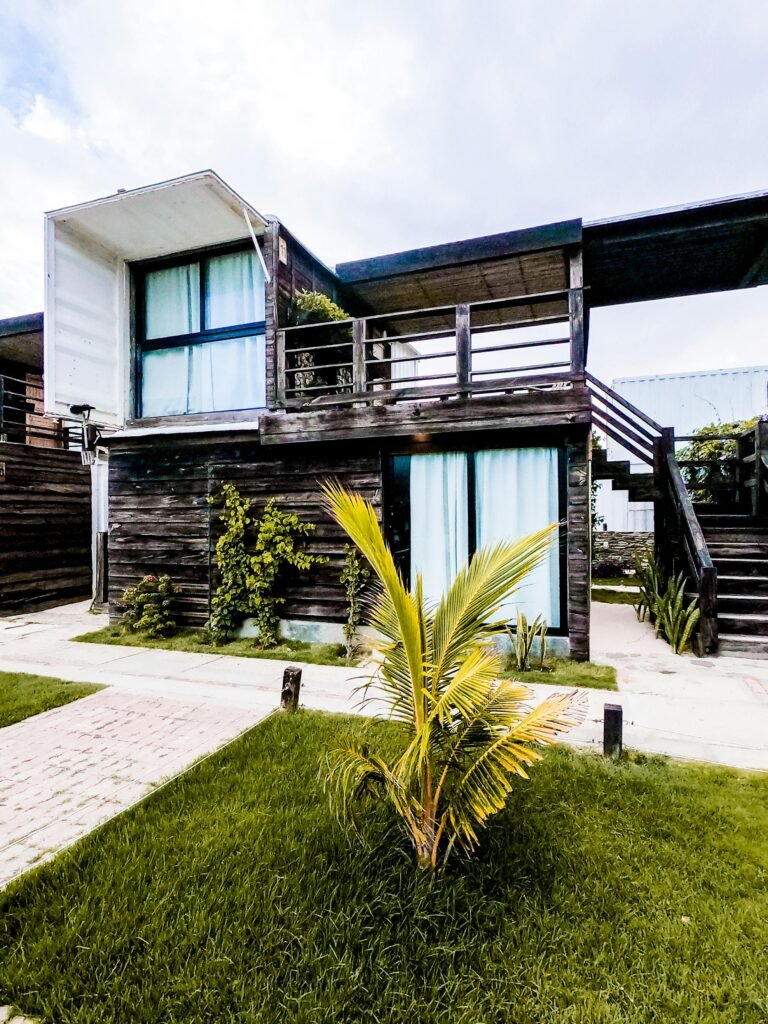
[1,0,767,382]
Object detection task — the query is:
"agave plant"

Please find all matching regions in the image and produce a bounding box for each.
[322,484,584,870]
[511,611,548,671]
[654,571,700,654]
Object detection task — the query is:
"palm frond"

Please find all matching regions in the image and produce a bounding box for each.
[322,483,427,726]
[430,526,557,686]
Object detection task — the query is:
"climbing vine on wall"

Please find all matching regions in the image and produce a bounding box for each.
[208,484,327,646]
[340,544,371,661]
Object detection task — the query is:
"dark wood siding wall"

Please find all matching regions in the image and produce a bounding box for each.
[0,442,91,612]
[566,428,591,660]
[108,435,382,625]
[107,427,591,659]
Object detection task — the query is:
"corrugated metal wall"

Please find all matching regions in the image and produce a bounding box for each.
[600,366,768,531]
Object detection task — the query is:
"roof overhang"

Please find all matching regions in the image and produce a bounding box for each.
[45,170,269,262]
[335,219,582,315]
[0,311,44,369]
[584,190,768,306]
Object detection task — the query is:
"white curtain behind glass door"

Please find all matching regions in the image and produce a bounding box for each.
[409,453,469,604]
[474,448,560,627]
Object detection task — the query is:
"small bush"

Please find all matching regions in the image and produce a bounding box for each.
[119,574,180,638]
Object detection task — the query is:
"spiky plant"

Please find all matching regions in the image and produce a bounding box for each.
[655,572,700,654]
[511,612,548,671]
[322,484,584,870]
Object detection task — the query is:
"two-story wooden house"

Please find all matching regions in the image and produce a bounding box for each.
[39,172,768,658]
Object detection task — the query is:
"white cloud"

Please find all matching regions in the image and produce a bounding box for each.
[1,0,767,378]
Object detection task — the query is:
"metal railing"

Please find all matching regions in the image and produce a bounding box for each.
[0,373,81,449]
[276,286,585,407]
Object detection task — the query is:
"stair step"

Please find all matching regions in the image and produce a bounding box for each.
[716,612,768,637]
[702,529,768,543]
[697,514,762,526]
[718,634,768,659]
[717,575,768,595]
[717,593,768,614]
[713,558,768,577]
[708,543,768,558]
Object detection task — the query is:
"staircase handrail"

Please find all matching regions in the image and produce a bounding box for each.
[585,372,665,434]
[665,451,718,653]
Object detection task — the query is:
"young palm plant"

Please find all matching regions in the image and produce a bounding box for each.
[322,483,585,870]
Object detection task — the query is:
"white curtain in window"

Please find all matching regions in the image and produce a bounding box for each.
[142,335,265,416]
[141,347,190,416]
[145,263,200,340]
[475,447,560,627]
[410,453,468,604]
[205,250,266,329]
[188,335,265,411]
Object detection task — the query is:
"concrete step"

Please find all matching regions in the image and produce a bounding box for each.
[717,574,768,595]
[717,612,768,637]
[718,634,768,659]
[713,558,768,578]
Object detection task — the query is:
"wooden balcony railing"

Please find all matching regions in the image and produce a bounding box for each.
[0,373,82,450]
[276,285,586,408]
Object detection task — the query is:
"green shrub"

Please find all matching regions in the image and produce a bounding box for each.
[291,289,350,326]
[119,574,180,638]
[209,485,327,647]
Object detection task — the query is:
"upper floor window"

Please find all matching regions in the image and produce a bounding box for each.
[137,246,266,417]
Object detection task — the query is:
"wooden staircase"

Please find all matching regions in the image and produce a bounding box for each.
[587,374,768,658]
[591,447,655,502]
[699,513,768,658]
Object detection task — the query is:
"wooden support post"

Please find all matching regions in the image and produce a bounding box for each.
[653,427,675,575]
[754,418,768,518]
[94,531,109,606]
[568,249,586,374]
[603,703,623,759]
[281,666,302,710]
[699,564,718,654]
[455,304,471,392]
[276,330,287,404]
[352,319,367,395]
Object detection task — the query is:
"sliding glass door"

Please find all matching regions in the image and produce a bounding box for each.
[391,446,562,628]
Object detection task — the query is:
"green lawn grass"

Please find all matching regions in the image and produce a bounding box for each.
[501,655,618,690]
[592,587,640,605]
[593,574,640,587]
[72,625,355,667]
[0,671,103,729]
[2,712,765,1023]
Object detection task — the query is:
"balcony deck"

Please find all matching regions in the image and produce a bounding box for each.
[264,281,588,444]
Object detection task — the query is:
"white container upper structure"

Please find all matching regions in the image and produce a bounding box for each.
[43,170,268,430]
[597,365,768,532]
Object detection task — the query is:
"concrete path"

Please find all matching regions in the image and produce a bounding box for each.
[0,687,272,889]
[1,599,767,889]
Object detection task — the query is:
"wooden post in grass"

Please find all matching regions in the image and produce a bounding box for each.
[281,666,302,710]
[603,704,623,758]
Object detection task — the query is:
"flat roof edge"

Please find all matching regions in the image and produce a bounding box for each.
[336,218,582,283]
[0,311,44,337]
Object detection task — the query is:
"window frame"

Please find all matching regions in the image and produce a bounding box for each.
[384,443,568,635]
[133,240,268,418]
